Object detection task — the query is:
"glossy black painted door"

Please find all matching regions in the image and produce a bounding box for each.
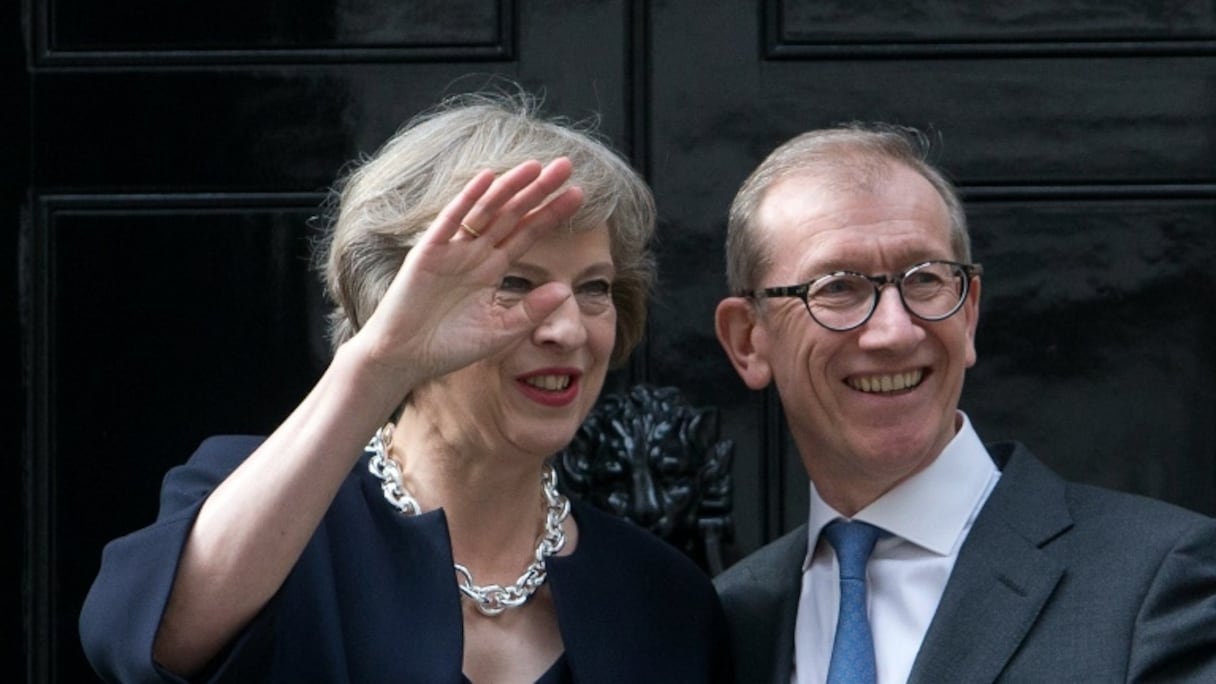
[645,0,1216,549]
[18,1,1216,682]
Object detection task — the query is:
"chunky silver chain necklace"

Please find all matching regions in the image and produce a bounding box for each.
[366,424,570,617]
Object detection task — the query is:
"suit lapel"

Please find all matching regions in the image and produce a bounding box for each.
[715,524,807,684]
[745,529,805,684]
[908,443,1072,683]
[768,550,802,684]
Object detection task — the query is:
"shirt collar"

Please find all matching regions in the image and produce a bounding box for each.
[804,411,996,566]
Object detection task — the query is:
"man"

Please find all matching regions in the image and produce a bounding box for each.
[712,123,1216,683]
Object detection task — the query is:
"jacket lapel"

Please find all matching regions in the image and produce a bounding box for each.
[714,524,807,684]
[908,443,1072,683]
[763,536,804,684]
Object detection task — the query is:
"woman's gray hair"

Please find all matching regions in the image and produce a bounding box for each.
[725,122,969,293]
[315,89,656,366]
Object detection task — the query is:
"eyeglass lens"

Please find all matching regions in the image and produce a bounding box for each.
[806,262,967,331]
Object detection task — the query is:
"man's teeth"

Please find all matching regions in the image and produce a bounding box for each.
[848,369,923,393]
[525,375,571,391]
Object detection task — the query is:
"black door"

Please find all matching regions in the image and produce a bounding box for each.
[645,0,1216,554]
[17,1,1216,681]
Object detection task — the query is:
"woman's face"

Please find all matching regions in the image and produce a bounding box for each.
[415,224,619,460]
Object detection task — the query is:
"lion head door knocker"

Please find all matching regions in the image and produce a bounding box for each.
[554,385,735,575]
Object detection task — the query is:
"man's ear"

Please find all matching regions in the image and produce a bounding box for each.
[715,297,773,390]
[963,275,981,369]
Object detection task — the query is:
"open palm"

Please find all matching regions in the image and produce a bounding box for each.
[353,157,585,384]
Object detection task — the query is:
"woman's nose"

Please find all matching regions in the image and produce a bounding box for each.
[533,294,587,349]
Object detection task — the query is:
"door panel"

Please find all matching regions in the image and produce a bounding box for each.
[19,1,1216,681]
[47,0,506,55]
[42,199,324,676]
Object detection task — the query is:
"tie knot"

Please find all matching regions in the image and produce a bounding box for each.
[823,520,882,580]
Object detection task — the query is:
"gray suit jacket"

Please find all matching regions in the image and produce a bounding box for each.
[714,442,1216,683]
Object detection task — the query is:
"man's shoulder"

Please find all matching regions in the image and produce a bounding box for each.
[986,440,1214,546]
[714,524,807,595]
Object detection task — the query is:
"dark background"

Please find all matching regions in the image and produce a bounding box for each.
[12,1,1216,681]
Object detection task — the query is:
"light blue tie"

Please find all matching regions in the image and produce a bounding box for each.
[823,520,882,684]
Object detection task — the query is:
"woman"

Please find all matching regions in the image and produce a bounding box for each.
[80,91,730,683]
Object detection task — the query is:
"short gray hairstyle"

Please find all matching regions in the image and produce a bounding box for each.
[316,89,656,367]
[725,123,969,293]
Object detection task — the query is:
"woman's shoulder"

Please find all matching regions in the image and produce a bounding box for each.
[564,499,715,588]
[162,435,373,517]
[549,500,729,681]
[157,435,268,508]
[166,434,268,477]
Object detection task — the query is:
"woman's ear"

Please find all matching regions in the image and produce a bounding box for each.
[715,297,773,390]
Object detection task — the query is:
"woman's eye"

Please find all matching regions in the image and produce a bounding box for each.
[574,279,613,314]
[578,279,612,297]
[499,276,533,293]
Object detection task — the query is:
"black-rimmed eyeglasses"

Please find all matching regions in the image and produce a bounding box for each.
[740,260,983,332]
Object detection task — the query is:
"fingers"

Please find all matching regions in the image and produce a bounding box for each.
[458,159,547,242]
[501,282,573,333]
[499,184,584,255]
[478,157,574,238]
[431,157,580,248]
[428,169,499,244]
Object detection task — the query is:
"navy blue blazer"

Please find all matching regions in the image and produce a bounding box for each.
[80,435,731,683]
[714,441,1216,683]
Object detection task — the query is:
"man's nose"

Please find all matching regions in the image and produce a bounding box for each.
[857,285,923,350]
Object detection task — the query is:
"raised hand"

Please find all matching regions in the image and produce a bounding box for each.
[352,157,585,385]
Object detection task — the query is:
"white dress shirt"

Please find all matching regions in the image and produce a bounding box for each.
[791,412,1000,684]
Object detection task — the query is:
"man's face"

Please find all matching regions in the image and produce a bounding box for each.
[743,165,980,507]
